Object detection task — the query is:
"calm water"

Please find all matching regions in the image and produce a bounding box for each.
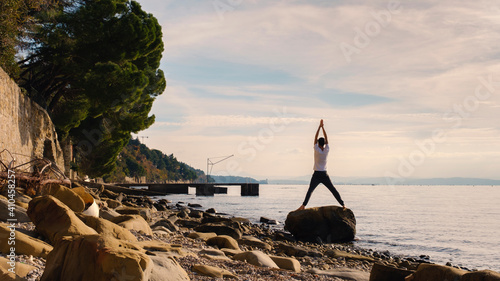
[160,184,500,271]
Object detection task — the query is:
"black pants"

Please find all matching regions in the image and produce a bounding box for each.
[302,171,344,206]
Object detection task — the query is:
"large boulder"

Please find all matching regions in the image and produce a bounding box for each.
[206,235,240,250]
[233,250,279,268]
[192,264,238,279]
[41,234,152,281]
[238,236,272,251]
[405,263,467,281]
[41,184,85,212]
[149,254,190,281]
[187,232,217,240]
[77,214,138,242]
[270,255,301,272]
[27,195,98,244]
[0,197,31,223]
[194,223,242,239]
[462,270,500,281]
[0,256,37,280]
[308,267,370,281]
[116,206,152,222]
[111,214,153,236]
[0,223,53,258]
[369,262,413,281]
[285,205,356,243]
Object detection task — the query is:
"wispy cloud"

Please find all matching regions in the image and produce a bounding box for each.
[137,0,500,180]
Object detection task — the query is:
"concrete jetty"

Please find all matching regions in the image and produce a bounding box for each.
[115,182,259,196]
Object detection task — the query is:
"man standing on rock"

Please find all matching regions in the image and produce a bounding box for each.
[297,119,346,211]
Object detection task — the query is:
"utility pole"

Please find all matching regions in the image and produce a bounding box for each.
[137,136,148,143]
[206,155,234,183]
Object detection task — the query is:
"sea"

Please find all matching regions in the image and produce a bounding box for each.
[157,184,500,272]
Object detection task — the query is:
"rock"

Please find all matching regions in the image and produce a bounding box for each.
[0,256,37,280]
[275,242,311,257]
[41,184,85,212]
[152,226,172,236]
[187,232,217,240]
[27,195,98,244]
[0,197,31,223]
[176,219,201,229]
[77,214,137,242]
[111,214,153,236]
[71,186,95,206]
[195,223,242,239]
[369,262,413,281]
[192,264,238,279]
[199,249,230,260]
[221,248,243,257]
[274,231,296,242]
[285,205,356,243]
[326,249,374,262]
[188,203,202,208]
[188,210,203,219]
[462,270,500,281]
[206,208,217,214]
[41,234,152,281]
[260,217,278,225]
[13,193,32,204]
[308,267,370,281]
[99,206,121,221]
[137,241,185,257]
[233,250,279,268]
[104,198,121,209]
[149,254,190,281]
[405,263,467,281]
[238,236,272,251]
[0,223,53,258]
[15,200,29,210]
[116,206,152,221]
[206,235,240,250]
[152,218,179,232]
[270,255,301,272]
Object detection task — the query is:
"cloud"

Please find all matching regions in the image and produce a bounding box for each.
[135,0,500,179]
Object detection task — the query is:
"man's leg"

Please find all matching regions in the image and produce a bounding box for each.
[319,173,345,207]
[302,172,321,206]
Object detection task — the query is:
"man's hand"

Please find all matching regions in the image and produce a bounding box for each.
[320,119,324,127]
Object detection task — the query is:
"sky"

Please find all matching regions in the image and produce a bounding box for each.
[134,0,500,181]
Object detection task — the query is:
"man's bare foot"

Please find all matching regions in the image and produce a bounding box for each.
[296,205,305,211]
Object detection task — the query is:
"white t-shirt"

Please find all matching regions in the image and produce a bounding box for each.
[313,143,329,171]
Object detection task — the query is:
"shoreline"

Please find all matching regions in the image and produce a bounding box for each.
[1,184,498,280]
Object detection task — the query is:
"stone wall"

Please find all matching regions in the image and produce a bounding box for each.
[0,67,66,173]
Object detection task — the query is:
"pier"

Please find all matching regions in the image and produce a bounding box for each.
[115,182,259,196]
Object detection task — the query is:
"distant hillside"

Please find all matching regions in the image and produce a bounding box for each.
[269,176,500,186]
[103,138,204,183]
[210,175,263,184]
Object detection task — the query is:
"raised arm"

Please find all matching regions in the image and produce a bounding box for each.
[314,122,321,145]
[321,123,328,144]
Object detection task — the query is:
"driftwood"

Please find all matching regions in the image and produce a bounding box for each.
[0,149,69,195]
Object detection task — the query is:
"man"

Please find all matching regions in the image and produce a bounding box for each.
[297,119,346,211]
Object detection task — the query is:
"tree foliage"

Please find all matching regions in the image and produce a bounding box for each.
[0,0,53,76]
[18,0,166,177]
[104,138,203,183]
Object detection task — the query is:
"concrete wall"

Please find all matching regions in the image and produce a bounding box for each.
[0,67,66,173]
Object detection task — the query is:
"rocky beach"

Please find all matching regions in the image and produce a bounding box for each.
[1,181,500,281]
